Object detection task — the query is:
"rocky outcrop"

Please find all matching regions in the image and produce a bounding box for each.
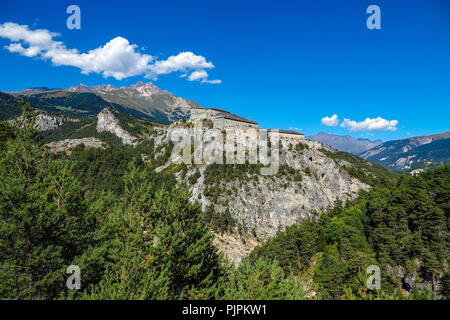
[8,111,79,132]
[34,113,79,131]
[45,138,105,154]
[96,108,138,146]
[386,260,445,299]
[152,121,371,263]
[212,232,259,265]
[194,139,367,240]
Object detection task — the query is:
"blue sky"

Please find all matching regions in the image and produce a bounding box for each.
[0,0,449,141]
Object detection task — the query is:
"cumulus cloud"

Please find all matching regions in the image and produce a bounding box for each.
[148,52,221,84]
[321,114,340,127]
[0,22,221,83]
[340,117,399,132]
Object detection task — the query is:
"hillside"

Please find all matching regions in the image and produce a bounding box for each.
[134,119,400,263]
[4,81,203,123]
[251,165,450,299]
[0,92,22,120]
[2,99,398,262]
[307,132,382,154]
[90,81,202,123]
[360,131,450,171]
[1,102,447,300]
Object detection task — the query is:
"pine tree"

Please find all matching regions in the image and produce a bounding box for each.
[0,102,94,299]
[83,161,223,299]
[223,257,304,300]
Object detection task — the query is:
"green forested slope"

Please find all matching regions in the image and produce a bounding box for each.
[0,104,302,300]
[250,165,449,299]
[0,104,448,300]
[0,92,22,120]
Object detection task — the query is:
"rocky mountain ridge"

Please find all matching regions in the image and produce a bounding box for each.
[360,131,450,170]
[3,81,202,123]
[307,131,382,154]
[30,107,380,263]
[96,108,138,146]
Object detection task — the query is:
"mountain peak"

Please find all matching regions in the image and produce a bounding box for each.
[67,83,89,92]
[307,132,383,154]
[92,84,117,92]
[129,81,158,89]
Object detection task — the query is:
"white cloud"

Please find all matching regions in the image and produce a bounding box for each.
[6,43,41,57]
[0,22,221,83]
[340,117,398,132]
[321,114,340,127]
[149,52,212,76]
[148,52,221,84]
[186,69,222,84]
[47,37,153,80]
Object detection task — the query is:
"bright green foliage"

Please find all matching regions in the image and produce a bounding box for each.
[203,206,236,234]
[320,149,401,186]
[252,166,449,299]
[0,121,15,152]
[68,141,167,196]
[83,162,223,299]
[0,92,22,121]
[222,258,304,300]
[1,102,447,300]
[0,104,96,299]
[250,218,323,273]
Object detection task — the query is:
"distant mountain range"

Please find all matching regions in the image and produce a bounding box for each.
[2,81,202,124]
[307,132,383,154]
[360,131,450,171]
[306,130,450,172]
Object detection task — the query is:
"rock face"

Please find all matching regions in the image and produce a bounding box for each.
[8,111,79,131]
[34,113,79,131]
[386,260,444,299]
[65,81,201,123]
[152,122,371,263]
[212,232,259,265]
[194,139,368,240]
[45,138,105,154]
[96,108,138,146]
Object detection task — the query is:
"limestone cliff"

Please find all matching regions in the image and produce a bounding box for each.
[96,108,138,146]
[45,138,105,155]
[150,121,371,263]
[9,111,79,132]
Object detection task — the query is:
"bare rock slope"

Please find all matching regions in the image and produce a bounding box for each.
[149,121,372,263]
[96,108,138,146]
